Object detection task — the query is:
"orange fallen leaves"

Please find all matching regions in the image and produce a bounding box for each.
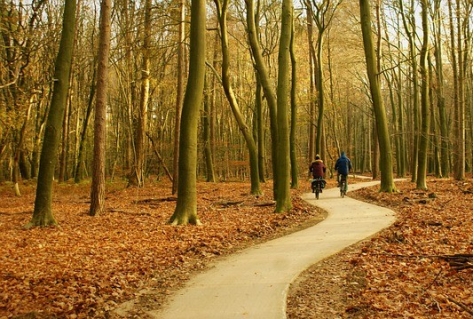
[348,178,473,318]
[0,180,322,318]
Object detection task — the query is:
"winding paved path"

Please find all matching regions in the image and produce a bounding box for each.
[149,181,396,319]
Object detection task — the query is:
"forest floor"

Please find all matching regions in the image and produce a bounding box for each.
[0,176,471,319]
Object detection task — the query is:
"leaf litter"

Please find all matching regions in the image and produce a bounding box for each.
[0,177,471,318]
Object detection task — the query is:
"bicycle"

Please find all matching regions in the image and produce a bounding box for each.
[339,175,348,198]
[311,177,325,199]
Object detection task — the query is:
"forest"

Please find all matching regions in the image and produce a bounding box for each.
[1,0,472,204]
[0,0,472,317]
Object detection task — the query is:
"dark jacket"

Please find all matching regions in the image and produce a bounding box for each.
[335,152,352,175]
[310,160,326,178]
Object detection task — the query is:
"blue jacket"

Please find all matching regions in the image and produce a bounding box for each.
[335,152,352,175]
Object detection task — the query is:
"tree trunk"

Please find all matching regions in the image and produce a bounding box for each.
[128,0,151,188]
[74,66,96,183]
[416,0,430,190]
[89,0,111,216]
[214,0,261,196]
[359,0,395,192]
[432,0,450,177]
[305,2,316,164]
[399,0,420,182]
[275,0,292,213]
[168,0,206,225]
[255,79,266,183]
[172,0,186,194]
[290,15,298,189]
[29,0,77,227]
[245,0,279,198]
[203,75,216,183]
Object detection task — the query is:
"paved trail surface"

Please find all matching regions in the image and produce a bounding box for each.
[149,181,395,319]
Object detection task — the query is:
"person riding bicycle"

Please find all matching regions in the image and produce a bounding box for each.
[309,154,327,190]
[335,151,352,187]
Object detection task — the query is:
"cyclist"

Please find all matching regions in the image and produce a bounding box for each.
[335,151,352,187]
[309,154,327,191]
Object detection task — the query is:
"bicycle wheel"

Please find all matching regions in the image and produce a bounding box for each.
[340,181,345,198]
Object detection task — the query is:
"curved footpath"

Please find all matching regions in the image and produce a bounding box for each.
[150,181,396,319]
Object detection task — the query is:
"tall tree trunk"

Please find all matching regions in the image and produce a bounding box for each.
[275,0,292,212]
[168,0,206,225]
[128,0,151,188]
[214,0,261,195]
[359,0,395,192]
[255,79,266,183]
[29,0,77,227]
[203,75,215,182]
[290,15,298,189]
[416,0,430,190]
[432,0,450,177]
[74,67,96,183]
[172,0,186,194]
[305,1,316,164]
[399,0,420,182]
[245,0,279,198]
[89,0,112,216]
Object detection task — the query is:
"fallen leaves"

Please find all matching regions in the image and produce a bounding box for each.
[0,179,324,318]
[314,177,472,319]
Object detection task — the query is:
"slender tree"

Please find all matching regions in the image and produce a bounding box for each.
[213,0,262,196]
[168,0,206,225]
[416,0,430,190]
[89,0,112,216]
[432,0,450,177]
[28,0,77,227]
[172,0,186,194]
[245,0,279,197]
[290,11,298,189]
[128,0,151,188]
[359,0,396,192]
[274,0,293,212]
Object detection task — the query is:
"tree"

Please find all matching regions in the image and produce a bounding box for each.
[245,0,279,198]
[307,0,341,160]
[431,0,450,178]
[416,0,430,190]
[168,0,206,225]
[274,0,293,212]
[213,0,262,196]
[28,0,77,227]
[359,0,395,193]
[128,0,152,188]
[89,0,112,216]
[172,0,186,194]
[290,11,298,189]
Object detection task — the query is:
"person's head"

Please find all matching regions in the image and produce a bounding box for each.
[340,151,346,157]
[315,154,320,160]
